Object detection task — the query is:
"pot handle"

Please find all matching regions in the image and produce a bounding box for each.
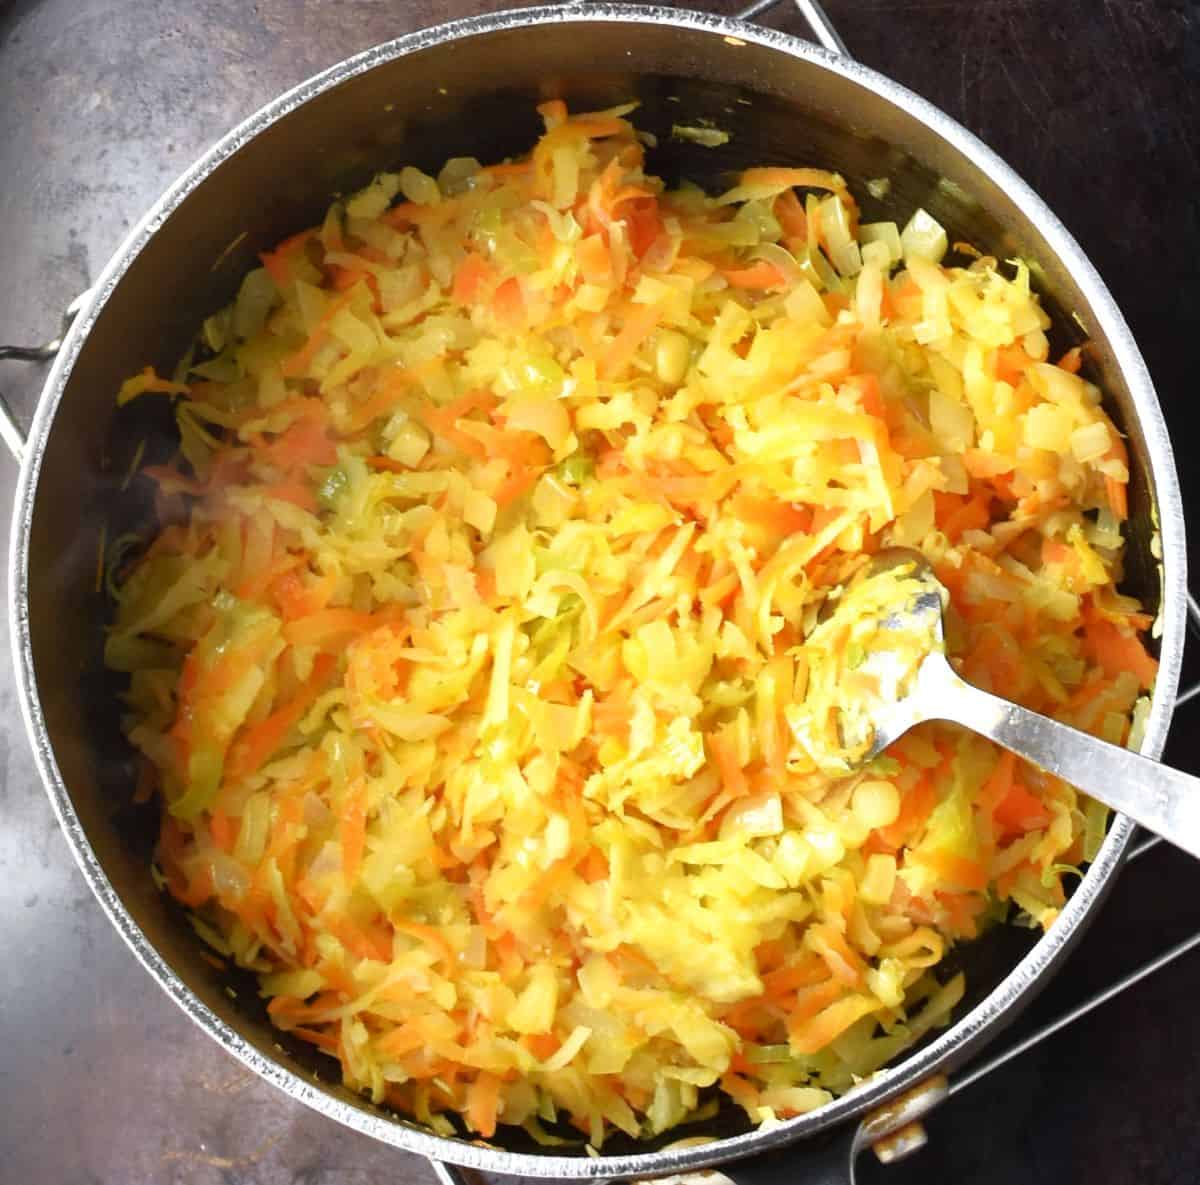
[570,0,850,57]
[721,1074,948,1185]
[431,1073,946,1185]
[429,1161,487,1185]
[0,291,90,463]
[735,0,849,57]
[718,1123,861,1185]
[0,366,38,463]
[792,0,848,56]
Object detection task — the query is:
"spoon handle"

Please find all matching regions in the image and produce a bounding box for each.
[931,664,1200,861]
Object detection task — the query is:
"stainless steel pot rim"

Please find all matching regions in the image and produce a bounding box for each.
[8,4,1185,1178]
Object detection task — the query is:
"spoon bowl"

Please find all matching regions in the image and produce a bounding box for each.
[831,548,1200,861]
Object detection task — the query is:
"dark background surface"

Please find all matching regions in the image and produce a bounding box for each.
[1,1,1199,1182]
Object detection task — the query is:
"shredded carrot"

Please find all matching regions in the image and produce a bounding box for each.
[209,807,236,853]
[963,449,1015,480]
[580,848,609,884]
[392,918,456,967]
[340,781,367,882]
[789,994,877,1055]
[934,491,991,542]
[599,302,662,380]
[722,261,787,290]
[762,958,832,999]
[257,411,338,472]
[875,773,937,850]
[994,344,1032,385]
[710,732,749,799]
[493,459,537,506]
[1057,346,1084,374]
[376,1022,431,1058]
[807,922,866,986]
[536,99,568,128]
[978,750,1016,814]
[291,1025,341,1053]
[271,568,335,621]
[261,230,313,288]
[774,189,808,240]
[1106,476,1129,521]
[737,167,846,194]
[466,1072,502,1139]
[913,850,989,892]
[491,277,525,328]
[1082,616,1158,690]
[452,252,498,305]
[785,978,846,1032]
[326,913,392,963]
[993,779,1052,836]
[577,233,613,285]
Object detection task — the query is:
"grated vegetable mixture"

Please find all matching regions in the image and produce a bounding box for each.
[108,101,1158,1146]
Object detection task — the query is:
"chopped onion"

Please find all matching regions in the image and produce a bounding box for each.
[859,221,903,266]
[720,792,784,838]
[901,207,948,263]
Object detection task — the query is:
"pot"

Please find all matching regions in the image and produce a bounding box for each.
[1,4,1186,1182]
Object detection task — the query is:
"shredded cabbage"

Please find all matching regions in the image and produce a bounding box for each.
[109,100,1155,1145]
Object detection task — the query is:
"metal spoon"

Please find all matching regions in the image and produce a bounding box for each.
[834,548,1200,861]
